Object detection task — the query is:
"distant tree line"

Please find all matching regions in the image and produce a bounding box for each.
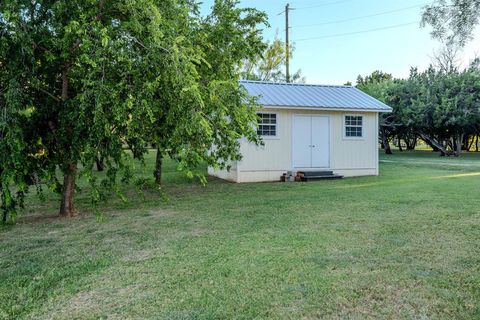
[356,0,480,156]
[357,61,480,156]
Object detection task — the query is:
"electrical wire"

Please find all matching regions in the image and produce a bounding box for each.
[295,21,419,42]
[292,4,427,28]
[294,0,353,10]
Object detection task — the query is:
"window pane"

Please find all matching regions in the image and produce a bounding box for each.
[257,113,277,136]
[270,114,277,124]
[345,116,363,137]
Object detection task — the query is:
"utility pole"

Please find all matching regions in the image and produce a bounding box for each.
[285,3,291,83]
[280,3,294,83]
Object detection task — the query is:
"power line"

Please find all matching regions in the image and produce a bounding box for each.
[294,0,353,10]
[295,21,419,42]
[292,4,427,29]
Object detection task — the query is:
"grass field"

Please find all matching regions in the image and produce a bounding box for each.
[1,150,480,319]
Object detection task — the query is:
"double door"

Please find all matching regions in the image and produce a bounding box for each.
[293,115,330,168]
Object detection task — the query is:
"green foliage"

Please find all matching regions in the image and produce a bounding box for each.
[358,64,480,155]
[1,0,190,219]
[0,0,268,221]
[422,0,480,46]
[356,70,393,88]
[153,0,268,179]
[241,36,305,83]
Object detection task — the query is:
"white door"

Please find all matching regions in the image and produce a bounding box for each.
[311,116,330,167]
[293,115,330,168]
[292,116,311,168]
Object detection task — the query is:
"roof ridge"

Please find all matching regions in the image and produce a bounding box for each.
[239,79,392,111]
[239,79,353,89]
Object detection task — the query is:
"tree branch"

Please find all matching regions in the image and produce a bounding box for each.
[96,0,106,21]
[38,87,61,102]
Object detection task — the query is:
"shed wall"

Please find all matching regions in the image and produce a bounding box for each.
[209,108,380,183]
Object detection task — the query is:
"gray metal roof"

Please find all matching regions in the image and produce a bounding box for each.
[240,80,392,112]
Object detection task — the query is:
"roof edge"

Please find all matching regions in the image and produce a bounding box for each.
[260,105,392,113]
[239,79,353,89]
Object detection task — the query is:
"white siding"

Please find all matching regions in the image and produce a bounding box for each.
[208,165,238,182]
[209,107,380,183]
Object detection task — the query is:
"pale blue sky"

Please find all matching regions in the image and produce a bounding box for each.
[200,0,480,85]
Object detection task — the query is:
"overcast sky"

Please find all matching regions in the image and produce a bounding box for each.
[200,0,480,85]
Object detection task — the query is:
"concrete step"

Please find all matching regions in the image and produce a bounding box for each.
[296,170,344,181]
[301,175,344,181]
[299,171,334,177]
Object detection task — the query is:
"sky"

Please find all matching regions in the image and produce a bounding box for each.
[200,0,480,85]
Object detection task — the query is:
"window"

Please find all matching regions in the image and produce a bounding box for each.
[257,113,277,137]
[345,115,363,138]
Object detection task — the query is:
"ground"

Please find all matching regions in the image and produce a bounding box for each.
[1,150,479,319]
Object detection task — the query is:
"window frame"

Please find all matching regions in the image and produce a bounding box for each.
[343,114,365,140]
[257,112,279,139]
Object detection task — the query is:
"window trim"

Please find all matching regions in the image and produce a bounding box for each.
[343,114,365,140]
[257,112,279,139]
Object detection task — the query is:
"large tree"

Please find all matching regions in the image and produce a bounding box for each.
[149,0,268,185]
[422,0,480,46]
[361,65,480,156]
[0,0,267,222]
[1,0,188,218]
[411,64,480,155]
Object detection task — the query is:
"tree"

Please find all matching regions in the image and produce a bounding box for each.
[356,70,393,87]
[0,0,269,222]
[385,65,480,156]
[356,71,396,154]
[431,43,462,74]
[150,0,268,185]
[1,0,184,218]
[0,54,31,222]
[422,0,480,46]
[241,36,305,83]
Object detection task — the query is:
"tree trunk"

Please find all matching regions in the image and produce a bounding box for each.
[96,155,104,172]
[405,136,417,150]
[465,135,472,151]
[463,134,471,151]
[380,127,392,155]
[154,148,163,185]
[0,168,6,223]
[398,136,403,152]
[59,162,77,217]
[419,133,447,156]
[455,134,463,156]
[448,137,458,153]
[476,135,479,152]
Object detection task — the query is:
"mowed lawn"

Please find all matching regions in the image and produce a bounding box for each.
[1,151,480,319]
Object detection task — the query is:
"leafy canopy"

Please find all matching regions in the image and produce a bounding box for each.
[241,36,305,83]
[422,0,480,46]
[0,0,268,222]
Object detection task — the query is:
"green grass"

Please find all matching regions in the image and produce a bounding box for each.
[1,150,480,319]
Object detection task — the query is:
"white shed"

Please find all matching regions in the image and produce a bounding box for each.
[208,80,392,183]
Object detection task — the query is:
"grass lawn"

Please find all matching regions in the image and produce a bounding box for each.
[1,150,480,319]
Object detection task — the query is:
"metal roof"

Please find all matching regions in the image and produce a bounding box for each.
[240,80,392,112]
